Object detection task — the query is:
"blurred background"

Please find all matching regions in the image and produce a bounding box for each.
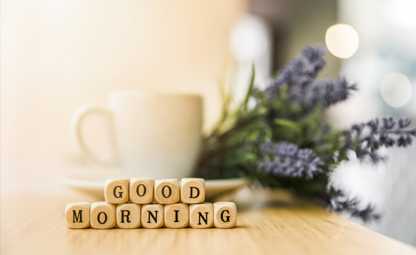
[2,0,416,246]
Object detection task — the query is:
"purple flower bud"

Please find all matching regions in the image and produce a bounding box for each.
[258,141,323,179]
[398,118,411,129]
[343,117,416,162]
[262,47,355,109]
[264,46,326,100]
[327,187,380,222]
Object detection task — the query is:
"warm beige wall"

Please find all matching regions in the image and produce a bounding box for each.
[1,0,247,184]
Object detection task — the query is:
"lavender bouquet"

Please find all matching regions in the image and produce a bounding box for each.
[194,47,416,222]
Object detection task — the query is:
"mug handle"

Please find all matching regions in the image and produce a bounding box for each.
[71,105,118,166]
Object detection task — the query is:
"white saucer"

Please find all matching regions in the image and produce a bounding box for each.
[65,172,248,200]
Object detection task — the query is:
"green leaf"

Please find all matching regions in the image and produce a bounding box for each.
[274,118,302,134]
[241,64,255,112]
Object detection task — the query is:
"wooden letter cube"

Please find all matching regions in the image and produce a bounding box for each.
[65,202,90,229]
[90,202,116,229]
[116,203,141,229]
[164,203,189,228]
[189,203,213,228]
[141,204,164,228]
[130,178,154,204]
[154,179,180,204]
[104,179,129,204]
[214,202,237,228]
[180,178,205,204]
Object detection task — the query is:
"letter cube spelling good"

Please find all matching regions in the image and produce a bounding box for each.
[104,179,129,204]
[141,204,164,228]
[213,202,237,228]
[90,202,116,229]
[180,178,205,204]
[154,179,180,204]
[116,203,141,229]
[164,203,189,228]
[189,203,214,229]
[65,202,90,229]
[130,178,154,204]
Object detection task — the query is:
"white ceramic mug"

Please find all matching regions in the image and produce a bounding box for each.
[72,90,203,178]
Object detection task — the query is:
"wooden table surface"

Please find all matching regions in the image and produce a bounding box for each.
[2,183,415,255]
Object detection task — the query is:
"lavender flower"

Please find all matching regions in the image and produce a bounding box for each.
[327,187,380,222]
[264,47,355,110]
[265,47,326,99]
[302,78,357,107]
[258,142,323,179]
[343,117,416,162]
[196,45,416,223]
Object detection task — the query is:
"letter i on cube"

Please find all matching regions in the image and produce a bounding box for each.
[65,178,237,229]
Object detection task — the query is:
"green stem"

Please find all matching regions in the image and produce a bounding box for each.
[241,64,255,113]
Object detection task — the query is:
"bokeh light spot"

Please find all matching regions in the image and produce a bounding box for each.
[380,72,413,108]
[325,24,359,59]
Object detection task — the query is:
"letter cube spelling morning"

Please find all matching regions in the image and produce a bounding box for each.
[116,203,141,228]
[90,202,116,229]
[164,203,189,228]
[65,202,90,229]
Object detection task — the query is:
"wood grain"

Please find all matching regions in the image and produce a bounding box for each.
[2,188,415,255]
